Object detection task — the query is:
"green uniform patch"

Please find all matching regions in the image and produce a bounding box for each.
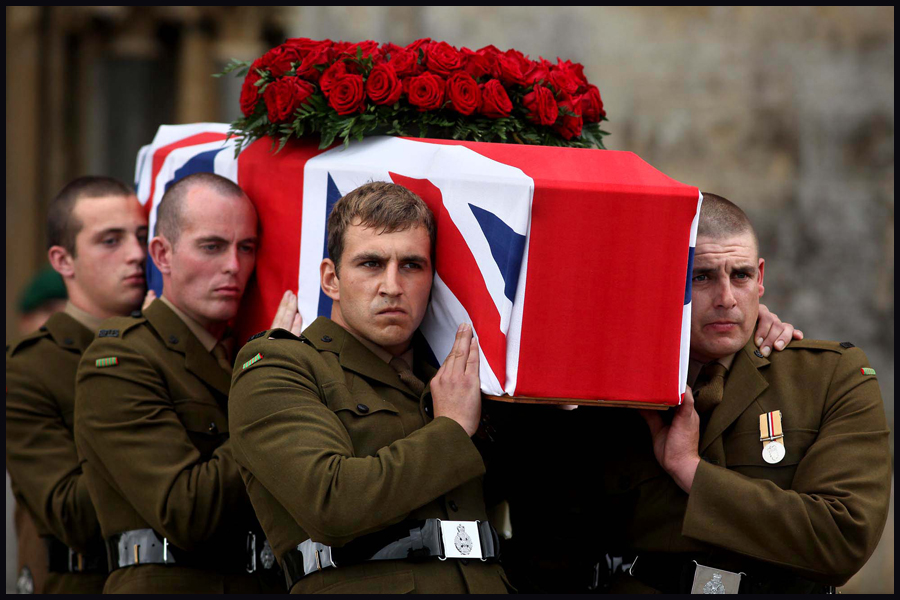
[242,353,263,370]
[95,357,119,368]
[861,367,876,376]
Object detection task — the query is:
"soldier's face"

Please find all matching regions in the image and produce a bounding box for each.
[323,222,433,355]
[69,195,148,318]
[157,188,258,328]
[690,232,765,362]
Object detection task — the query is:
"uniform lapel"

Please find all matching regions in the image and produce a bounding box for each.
[145,301,231,396]
[699,340,769,455]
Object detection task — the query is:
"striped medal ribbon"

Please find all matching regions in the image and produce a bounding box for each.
[759,410,785,464]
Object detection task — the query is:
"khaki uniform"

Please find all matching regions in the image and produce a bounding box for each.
[73,300,280,593]
[604,338,892,592]
[229,317,511,594]
[6,312,107,593]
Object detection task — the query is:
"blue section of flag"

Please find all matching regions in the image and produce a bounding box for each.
[317,173,343,317]
[684,246,695,305]
[166,149,224,191]
[468,204,526,302]
[147,148,226,298]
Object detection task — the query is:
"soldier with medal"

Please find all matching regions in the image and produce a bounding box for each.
[603,193,892,593]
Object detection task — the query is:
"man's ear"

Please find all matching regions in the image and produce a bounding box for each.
[320,258,340,302]
[757,257,766,298]
[48,246,75,279]
[149,236,173,275]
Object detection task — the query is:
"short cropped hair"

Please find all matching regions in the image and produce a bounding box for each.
[698,192,759,252]
[156,172,248,244]
[327,181,437,273]
[47,176,135,255]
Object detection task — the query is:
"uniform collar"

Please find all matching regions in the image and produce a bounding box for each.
[346,329,415,370]
[687,353,737,387]
[43,311,94,352]
[303,317,428,400]
[143,299,232,396]
[64,301,105,334]
[159,296,222,352]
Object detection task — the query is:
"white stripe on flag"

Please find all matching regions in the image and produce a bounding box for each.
[679,190,704,401]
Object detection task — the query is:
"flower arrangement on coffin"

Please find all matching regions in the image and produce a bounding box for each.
[217,37,609,153]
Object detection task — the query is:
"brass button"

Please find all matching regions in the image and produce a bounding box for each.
[169,335,179,344]
[321,335,333,343]
[449,500,458,512]
[357,404,369,414]
[208,422,218,433]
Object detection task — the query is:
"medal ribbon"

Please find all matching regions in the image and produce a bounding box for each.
[759,410,784,446]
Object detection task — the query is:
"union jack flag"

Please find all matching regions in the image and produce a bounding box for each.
[137,124,700,405]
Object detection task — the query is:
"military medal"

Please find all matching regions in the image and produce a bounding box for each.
[759,410,785,464]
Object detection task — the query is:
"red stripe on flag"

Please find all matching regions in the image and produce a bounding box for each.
[232,137,331,343]
[388,172,507,386]
[148,132,228,210]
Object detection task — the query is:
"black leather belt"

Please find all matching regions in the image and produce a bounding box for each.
[625,552,835,594]
[283,519,500,591]
[45,536,107,574]
[105,528,279,575]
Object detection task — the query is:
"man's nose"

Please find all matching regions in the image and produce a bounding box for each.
[126,234,146,264]
[379,264,403,296]
[223,246,241,274]
[714,279,737,309]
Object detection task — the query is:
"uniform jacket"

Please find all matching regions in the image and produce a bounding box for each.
[604,338,892,589]
[229,317,511,594]
[73,299,268,593]
[6,312,106,593]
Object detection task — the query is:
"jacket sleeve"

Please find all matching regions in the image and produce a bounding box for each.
[74,336,250,550]
[6,351,99,552]
[229,339,486,547]
[682,347,892,585]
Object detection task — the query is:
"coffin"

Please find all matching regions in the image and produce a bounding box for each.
[136,124,701,407]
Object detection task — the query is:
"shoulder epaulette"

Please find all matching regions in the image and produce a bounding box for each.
[108,315,147,336]
[267,328,302,341]
[7,328,53,356]
[246,331,267,343]
[781,339,848,353]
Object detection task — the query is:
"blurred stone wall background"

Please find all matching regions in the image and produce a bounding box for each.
[6,6,893,593]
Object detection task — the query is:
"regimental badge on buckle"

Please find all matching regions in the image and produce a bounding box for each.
[759,410,785,464]
[438,520,483,560]
[690,561,744,594]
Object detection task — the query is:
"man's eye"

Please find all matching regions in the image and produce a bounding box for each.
[734,273,749,280]
[202,244,219,252]
[102,237,119,246]
[402,262,422,270]
[239,244,256,254]
[361,261,379,268]
[137,235,148,245]
[693,274,708,282]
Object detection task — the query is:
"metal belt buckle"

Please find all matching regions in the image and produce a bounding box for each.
[437,520,483,560]
[690,561,745,594]
[67,548,84,573]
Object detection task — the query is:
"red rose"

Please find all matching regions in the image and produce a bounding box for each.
[479,79,513,118]
[526,57,553,86]
[366,64,403,105]
[460,48,492,79]
[446,71,481,115]
[554,98,583,140]
[405,38,432,54]
[240,58,265,117]
[424,41,464,77]
[578,84,605,123]
[319,62,350,97]
[263,77,315,123]
[381,42,406,56]
[327,73,366,115]
[476,45,503,78]
[497,49,531,86]
[406,72,446,111]
[556,58,588,87]
[294,44,333,81]
[339,40,381,60]
[549,67,581,96]
[387,49,422,77]
[259,44,304,77]
[285,38,333,54]
[523,85,558,126]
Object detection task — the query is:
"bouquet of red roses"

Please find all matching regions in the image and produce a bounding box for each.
[217,37,608,153]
